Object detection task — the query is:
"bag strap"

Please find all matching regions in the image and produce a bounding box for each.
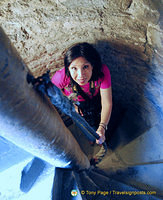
[72,81,95,101]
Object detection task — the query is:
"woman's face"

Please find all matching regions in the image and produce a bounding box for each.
[68,57,93,85]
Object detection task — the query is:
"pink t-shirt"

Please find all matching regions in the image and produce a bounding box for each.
[51,64,111,101]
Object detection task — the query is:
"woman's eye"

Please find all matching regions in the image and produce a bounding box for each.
[71,67,76,70]
[83,65,89,69]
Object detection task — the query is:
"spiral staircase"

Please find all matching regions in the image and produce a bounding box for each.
[0,27,163,200]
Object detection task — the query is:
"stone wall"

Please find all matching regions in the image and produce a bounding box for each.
[0,0,161,74]
[0,0,163,149]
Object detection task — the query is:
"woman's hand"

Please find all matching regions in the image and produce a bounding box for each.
[96,126,106,144]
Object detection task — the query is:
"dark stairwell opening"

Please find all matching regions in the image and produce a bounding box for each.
[96,40,155,150]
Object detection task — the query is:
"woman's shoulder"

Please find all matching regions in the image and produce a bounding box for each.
[99,64,111,88]
[51,67,65,83]
[54,67,65,75]
[51,67,70,88]
[101,64,110,73]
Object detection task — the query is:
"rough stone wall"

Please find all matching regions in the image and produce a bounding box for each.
[0,0,161,74]
[0,0,163,148]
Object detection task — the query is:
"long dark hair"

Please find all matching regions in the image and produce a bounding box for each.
[64,42,103,81]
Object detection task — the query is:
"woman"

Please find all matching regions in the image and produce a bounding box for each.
[51,42,112,145]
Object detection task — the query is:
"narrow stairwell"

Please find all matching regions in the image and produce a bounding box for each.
[0,24,163,200]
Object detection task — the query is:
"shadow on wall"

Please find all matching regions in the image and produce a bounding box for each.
[95,40,156,150]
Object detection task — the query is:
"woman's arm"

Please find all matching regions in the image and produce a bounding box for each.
[96,87,112,144]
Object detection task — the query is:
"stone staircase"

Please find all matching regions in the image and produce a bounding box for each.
[0,121,162,200]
